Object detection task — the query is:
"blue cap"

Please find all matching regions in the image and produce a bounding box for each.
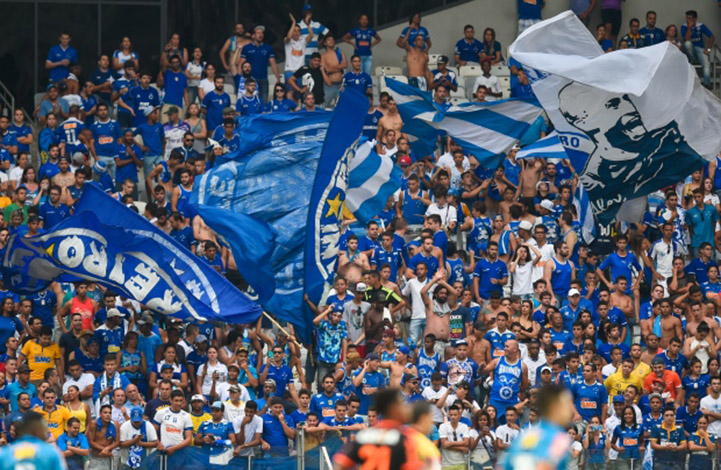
[130,408,143,422]
[93,160,107,174]
[612,395,625,404]
[447,188,460,198]
[211,401,224,410]
[161,363,174,371]
[366,353,380,361]
[398,345,410,355]
[302,4,312,11]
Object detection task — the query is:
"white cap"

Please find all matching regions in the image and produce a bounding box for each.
[518,220,533,231]
[106,308,124,318]
[540,199,554,211]
[356,282,368,292]
[568,288,581,297]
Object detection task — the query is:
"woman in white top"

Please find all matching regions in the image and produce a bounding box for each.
[149,345,188,396]
[284,13,312,83]
[198,63,217,101]
[185,47,204,106]
[509,244,542,298]
[112,37,139,75]
[469,410,496,470]
[703,177,721,213]
[196,346,228,396]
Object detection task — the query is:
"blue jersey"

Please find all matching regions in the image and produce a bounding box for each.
[46,44,77,82]
[162,70,187,106]
[550,257,573,298]
[681,23,714,48]
[401,189,427,225]
[676,405,704,434]
[517,0,544,19]
[485,328,516,358]
[468,217,492,255]
[702,280,721,301]
[501,420,570,470]
[639,27,665,46]
[170,226,196,251]
[133,122,164,156]
[362,109,383,140]
[126,86,160,127]
[0,436,67,470]
[115,143,143,183]
[549,329,572,353]
[573,380,607,422]
[371,247,403,282]
[489,356,522,406]
[432,230,448,256]
[58,117,85,147]
[25,289,58,328]
[38,202,70,231]
[682,374,710,402]
[597,341,630,363]
[408,252,439,277]
[612,424,642,459]
[240,43,275,80]
[90,119,121,157]
[112,77,138,116]
[474,258,508,300]
[198,419,235,443]
[342,71,373,94]
[686,257,718,284]
[447,258,467,287]
[655,351,687,375]
[416,348,441,390]
[260,363,293,397]
[348,27,378,56]
[353,370,386,414]
[265,99,296,113]
[599,251,641,285]
[236,94,263,116]
[310,392,345,420]
[539,215,560,243]
[10,123,32,154]
[201,90,231,131]
[454,38,483,63]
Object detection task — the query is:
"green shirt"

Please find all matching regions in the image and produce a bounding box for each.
[3,203,28,225]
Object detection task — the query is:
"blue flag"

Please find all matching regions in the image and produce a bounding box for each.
[192,91,368,341]
[3,184,261,323]
[346,139,403,224]
[385,78,543,168]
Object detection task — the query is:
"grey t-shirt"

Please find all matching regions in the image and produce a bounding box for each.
[343,300,370,344]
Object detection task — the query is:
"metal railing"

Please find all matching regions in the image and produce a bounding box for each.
[319,446,333,470]
[0,80,15,119]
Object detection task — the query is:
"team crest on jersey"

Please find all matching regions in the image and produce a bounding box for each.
[520,430,540,449]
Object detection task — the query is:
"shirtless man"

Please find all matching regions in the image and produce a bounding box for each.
[401,35,432,91]
[658,298,683,348]
[465,321,491,368]
[321,35,348,107]
[87,404,119,468]
[381,347,418,388]
[517,159,544,209]
[497,188,516,224]
[338,234,371,272]
[52,156,75,202]
[376,98,403,143]
[640,334,663,365]
[610,277,635,321]
[193,214,219,256]
[421,270,457,356]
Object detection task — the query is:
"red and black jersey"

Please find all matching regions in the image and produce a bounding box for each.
[333,420,423,470]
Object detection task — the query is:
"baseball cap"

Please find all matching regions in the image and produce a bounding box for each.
[211,401,224,410]
[398,345,410,355]
[518,220,533,232]
[254,25,266,32]
[302,4,312,11]
[106,308,123,318]
[438,55,449,64]
[383,329,395,338]
[454,339,468,347]
[651,357,665,366]
[161,363,175,371]
[143,105,160,116]
[648,393,663,401]
[227,363,240,371]
[540,199,554,211]
[402,373,419,384]
[568,288,581,297]
[164,105,180,115]
[355,282,367,293]
[72,152,86,164]
[399,155,412,166]
[512,143,521,151]
[366,353,380,361]
[46,83,58,91]
[137,312,154,325]
[17,364,30,374]
[222,106,235,114]
[612,395,625,404]
[93,160,107,174]
[195,334,208,344]
[262,379,275,388]
[191,394,206,403]
[130,408,143,422]
[540,365,552,374]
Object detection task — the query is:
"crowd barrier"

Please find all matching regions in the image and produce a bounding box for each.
[138,434,345,470]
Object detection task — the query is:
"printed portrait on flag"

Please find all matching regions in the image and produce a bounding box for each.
[557,81,697,213]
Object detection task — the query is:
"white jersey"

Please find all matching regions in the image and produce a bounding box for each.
[700,394,721,436]
[154,407,192,447]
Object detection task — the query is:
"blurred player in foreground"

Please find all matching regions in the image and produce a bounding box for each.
[0,411,67,470]
[500,384,574,470]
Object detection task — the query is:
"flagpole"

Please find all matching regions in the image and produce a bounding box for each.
[262,311,302,349]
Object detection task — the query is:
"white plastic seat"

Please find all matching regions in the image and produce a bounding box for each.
[375,65,403,76]
[458,65,482,77]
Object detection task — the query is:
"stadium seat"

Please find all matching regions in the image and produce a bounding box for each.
[499,76,511,97]
[450,97,469,105]
[492,65,510,77]
[428,54,442,67]
[464,77,478,95]
[380,75,408,92]
[459,65,482,77]
[375,66,403,76]
[223,83,235,95]
[451,86,465,98]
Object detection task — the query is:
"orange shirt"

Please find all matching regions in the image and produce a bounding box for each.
[643,370,681,398]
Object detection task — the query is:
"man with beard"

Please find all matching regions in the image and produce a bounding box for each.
[421,270,457,358]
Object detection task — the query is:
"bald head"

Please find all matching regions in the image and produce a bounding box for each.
[504,340,519,358]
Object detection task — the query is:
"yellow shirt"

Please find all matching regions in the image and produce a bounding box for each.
[630,361,652,382]
[33,405,71,440]
[604,371,644,402]
[190,412,211,445]
[21,340,61,381]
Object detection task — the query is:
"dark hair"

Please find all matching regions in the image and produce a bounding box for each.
[375,388,402,417]
[170,389,184,400]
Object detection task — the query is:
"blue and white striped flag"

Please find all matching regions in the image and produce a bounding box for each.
[574,184,596,245]
[517,131,568,159]
[385,78,544,168]
[346,140,402,224]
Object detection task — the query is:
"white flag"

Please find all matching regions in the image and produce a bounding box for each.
[510,11,721,223]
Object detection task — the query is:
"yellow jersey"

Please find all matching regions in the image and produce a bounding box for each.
[604,371,643,402]
[32,405,71,440]
[630,361,652,382]
[21,340,61,381]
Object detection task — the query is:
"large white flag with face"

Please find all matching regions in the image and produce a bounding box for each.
[510,11,721,223]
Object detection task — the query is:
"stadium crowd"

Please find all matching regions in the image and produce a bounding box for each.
[0,1,720,470]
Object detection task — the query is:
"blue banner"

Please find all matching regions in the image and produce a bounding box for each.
[192,91,368,341]
[4,184,261,324]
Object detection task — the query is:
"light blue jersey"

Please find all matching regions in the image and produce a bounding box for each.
[500,420,571,470]
[0,435,67,470]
